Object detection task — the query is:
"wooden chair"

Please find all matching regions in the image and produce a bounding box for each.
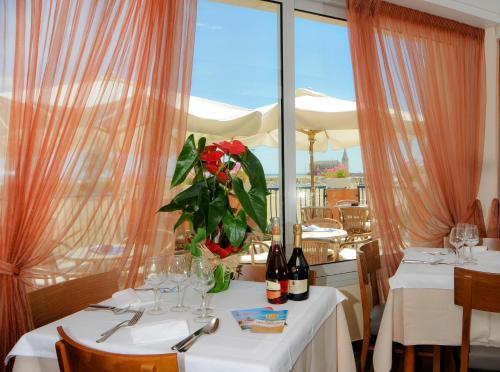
[247,240,270,264]
[28,271,119,328]
[56,326,179,372]
[454,267,500,372]
[357,240,384,371]
[302,238,332,264]
[303,218,343,229]
[236,264,317,285]
[301,206,334,223]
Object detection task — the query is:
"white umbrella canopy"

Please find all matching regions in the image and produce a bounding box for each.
[187,88,360,151]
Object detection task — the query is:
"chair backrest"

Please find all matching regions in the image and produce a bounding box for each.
[236,264,317,285]
[301,207,333,222]
[303,218,343,229]
[338,207,370,234]
[28,271,119,328]
[444,236,500,251]
[357,240,382,307]
[248,241,270,263]
[56,326,178,372]
[302,239,330,265]
[482,238,500,251]
[454,268,500,372]
[336,199,358,207]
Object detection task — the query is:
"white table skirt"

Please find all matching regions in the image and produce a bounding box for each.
[373,287,500,371]
[9,281,356,372]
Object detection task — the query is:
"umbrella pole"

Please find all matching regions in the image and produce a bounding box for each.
[307,131,316,207]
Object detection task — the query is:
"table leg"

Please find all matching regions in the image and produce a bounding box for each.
[432,345,441,372]
[404,345,415,372]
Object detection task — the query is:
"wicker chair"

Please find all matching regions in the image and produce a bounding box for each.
[301,206,334,223]
[302,238,338,264]
[338,206,371,241]
[336,199,358,207]
[303,218,343,229]
[247,240,270,264]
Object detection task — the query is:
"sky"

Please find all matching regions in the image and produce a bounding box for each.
[190,0,363,175]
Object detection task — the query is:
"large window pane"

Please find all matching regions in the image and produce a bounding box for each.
[189,0,281,231]
[295,12,365,264]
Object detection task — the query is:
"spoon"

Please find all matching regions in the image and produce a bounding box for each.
[172,318,219,352]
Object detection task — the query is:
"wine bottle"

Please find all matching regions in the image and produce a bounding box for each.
[266,217,289,304]
[288,224,309,301]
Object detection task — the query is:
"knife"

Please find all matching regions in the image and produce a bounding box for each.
[171,325,206,351]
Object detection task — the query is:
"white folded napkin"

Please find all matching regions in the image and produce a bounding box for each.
[126,319,190,344]
[111,288,142,308]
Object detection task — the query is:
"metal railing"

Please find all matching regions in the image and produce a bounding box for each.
[266,185,327,223]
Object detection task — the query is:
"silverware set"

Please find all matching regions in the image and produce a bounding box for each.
[171,318,219,352]
[402,258,448,265]
[96,309,144,343]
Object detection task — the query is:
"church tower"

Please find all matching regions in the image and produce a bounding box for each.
[341,149,349,173]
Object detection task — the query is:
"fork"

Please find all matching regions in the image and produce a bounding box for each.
[85,305,131,315]
[96,310,143,343]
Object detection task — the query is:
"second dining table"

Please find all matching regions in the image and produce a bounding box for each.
[373,247,500,372]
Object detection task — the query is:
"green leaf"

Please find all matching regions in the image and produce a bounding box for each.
[158,181,206,212]
[186,228,206,257]
[171,134,198,187]
[197,137,206,154]
[193,186,210,230]
[206,187,227,235]
[233,149,268,232]
[223,209,247,248]
[209,264,231,293]
[174,211,193,231]
[232,177,267,233]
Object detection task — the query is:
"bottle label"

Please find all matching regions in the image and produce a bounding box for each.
[289,279,308,294]
[266,280,281,291]
[272,234,281,242]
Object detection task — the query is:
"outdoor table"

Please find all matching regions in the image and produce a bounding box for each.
[8,281,356,372]
[373,247,500,372]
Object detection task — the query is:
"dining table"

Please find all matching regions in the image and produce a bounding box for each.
[8,280,356,372]
[372,247,500,372]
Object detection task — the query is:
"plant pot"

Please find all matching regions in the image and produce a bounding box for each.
[323,177,352,189]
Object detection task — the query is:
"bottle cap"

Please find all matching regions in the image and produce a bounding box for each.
[293,224,302,235]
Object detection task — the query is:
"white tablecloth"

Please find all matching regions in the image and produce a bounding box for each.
[373,248,500,372]
[8,281,356,372]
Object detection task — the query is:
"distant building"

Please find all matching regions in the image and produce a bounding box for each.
[341,149,349,173]
[313,160,342,175]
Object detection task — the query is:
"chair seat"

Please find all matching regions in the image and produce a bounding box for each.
[469,345,500,371]
[370,303,385,335]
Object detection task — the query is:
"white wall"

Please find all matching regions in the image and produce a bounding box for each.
[478,27,499,221]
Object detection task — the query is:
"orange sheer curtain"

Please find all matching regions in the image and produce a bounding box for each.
[0,0,196,367]
[347,0,486,275]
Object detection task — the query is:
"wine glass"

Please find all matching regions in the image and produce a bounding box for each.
[463,224,479,263]
[449,226,464,265]
[167,251,191,312]
[143,256,168,315]
[191,257,215,323]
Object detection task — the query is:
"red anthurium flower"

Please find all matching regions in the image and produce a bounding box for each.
[200,149,224,162]
[217,140,247,155]
[205,239,232,259]
[206,162,221,175]
[217,171,229,184]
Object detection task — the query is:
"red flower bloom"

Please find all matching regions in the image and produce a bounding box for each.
[206,161,221,175]
[217,171,229,184]
[217,140,247,155]
[200,149,224,162]
[205,239,232,259]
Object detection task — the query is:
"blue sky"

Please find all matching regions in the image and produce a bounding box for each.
[190,0,363,175]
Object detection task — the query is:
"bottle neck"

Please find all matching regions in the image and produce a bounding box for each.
[293,234,301,249]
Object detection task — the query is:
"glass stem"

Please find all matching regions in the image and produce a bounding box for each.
[153,288,160,311]
[176,284,182,307]
[201,292,207,318]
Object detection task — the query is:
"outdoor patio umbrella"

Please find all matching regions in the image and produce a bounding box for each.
[187,88,360,192]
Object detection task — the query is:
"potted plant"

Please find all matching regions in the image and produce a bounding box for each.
[159,135,268,292]
[321,164,352,189]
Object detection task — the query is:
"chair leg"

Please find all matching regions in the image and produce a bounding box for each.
[360,335,370,371]
[404,345,415,372]
[432,345,441,372]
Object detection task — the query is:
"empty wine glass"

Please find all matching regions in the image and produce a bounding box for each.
[191,257,215,323]
[144,256,168,315]
[168,251,191,312]
[463,224,479,263]
[449,226,464,265]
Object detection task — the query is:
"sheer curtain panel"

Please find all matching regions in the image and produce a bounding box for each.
[0,0,197,368]
[347,0,486,276]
